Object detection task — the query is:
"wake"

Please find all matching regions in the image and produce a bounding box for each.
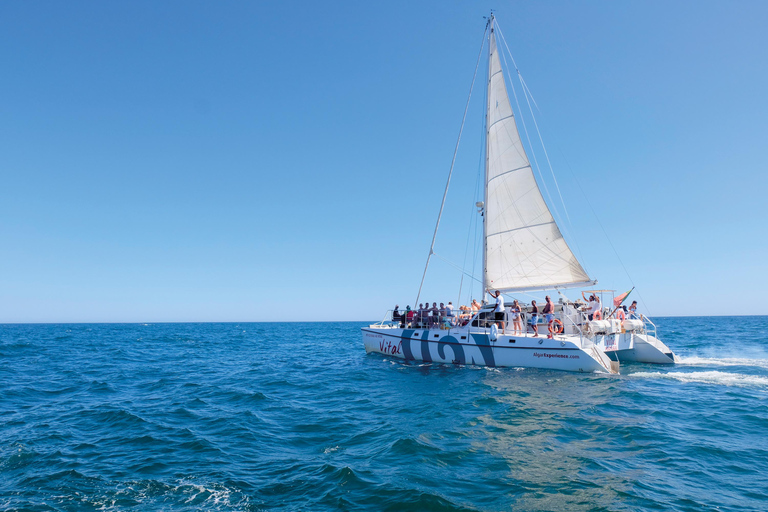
[631,370,768,388]
[675,356,768,369]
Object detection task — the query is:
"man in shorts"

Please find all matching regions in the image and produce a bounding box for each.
[543,295,555,338]
[492,290,505,332]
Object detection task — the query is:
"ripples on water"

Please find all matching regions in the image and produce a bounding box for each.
[1,317,767,511]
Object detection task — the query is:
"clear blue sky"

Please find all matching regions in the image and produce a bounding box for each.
[1,1,766,322]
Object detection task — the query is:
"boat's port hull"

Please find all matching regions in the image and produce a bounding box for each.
[362,327,616,374]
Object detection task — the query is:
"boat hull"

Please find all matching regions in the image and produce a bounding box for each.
[597,332,677,364]
[362,326,617,374]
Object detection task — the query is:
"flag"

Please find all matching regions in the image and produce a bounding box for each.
[613,288,634,307]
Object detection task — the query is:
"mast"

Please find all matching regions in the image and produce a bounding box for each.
[482,14,493,300]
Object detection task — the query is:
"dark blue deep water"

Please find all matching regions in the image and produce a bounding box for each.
[1,317,767,511]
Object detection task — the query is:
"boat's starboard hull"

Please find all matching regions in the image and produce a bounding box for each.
[597,332,677,364]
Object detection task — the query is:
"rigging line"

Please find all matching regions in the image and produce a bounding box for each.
[495,22,569,234]
[415,22,489,308]
[432,252,483,286]
[493,29,567,237]
[470,64,489,306]
[494,27,640,312]
[516,73,590,274]
[495,21,589,274]
[459,30,489,309]
[466,65,489,307]
[552,144,653,318]
[458,104,487,309]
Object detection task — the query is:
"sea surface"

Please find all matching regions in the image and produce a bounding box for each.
[1,317,767,511]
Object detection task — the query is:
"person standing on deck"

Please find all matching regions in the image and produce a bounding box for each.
[543,296,555,339]
[491,290,505,332]
[530,300,539,336]
[591,295,602,320]
[582,292,596,321]
[511,299,522,335]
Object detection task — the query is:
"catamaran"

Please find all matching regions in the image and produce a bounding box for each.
[362,15,676,373]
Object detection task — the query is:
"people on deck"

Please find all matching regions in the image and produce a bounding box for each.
[491,290,505,332]
[592,295,602,320]
[530,300,539,336]
[511,299,522,335]
[392,305,401,324]
[458,305,471,325]
[543,296,554,338]
[471,299,480,313]
[418,304,427,327]
[629,301,638,319]
[581,293,597,321]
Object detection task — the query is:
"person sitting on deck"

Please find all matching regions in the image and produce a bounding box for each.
[422,304,432,327]
[628,301,639,319]
[491,290,505,332]
[530,300,539,336]
[405,306,414,326]
[416,304,425,327]
[392,305,401,324]
[615,305,626,322]
[471,299,481,313]
[430,302,440,328]
[543,296,555,339]
[445,302,455,325]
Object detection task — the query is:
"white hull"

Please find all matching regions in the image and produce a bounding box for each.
[597,331,677,364]
[362,326,617,374]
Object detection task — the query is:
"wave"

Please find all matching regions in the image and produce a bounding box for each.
[676,356,768,369]
[631,370,768,387]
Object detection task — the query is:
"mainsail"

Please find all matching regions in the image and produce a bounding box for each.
[484,21,594,293]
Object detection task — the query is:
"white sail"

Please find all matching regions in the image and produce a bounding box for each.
[484,23,593,293]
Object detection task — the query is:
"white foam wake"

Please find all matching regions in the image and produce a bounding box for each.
[631,370,768,387]
[676,356,768,369]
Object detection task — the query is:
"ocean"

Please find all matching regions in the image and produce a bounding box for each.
[1,317,767,511]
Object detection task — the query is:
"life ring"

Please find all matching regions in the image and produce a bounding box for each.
[552,319,564,334]
[490,323,499,341]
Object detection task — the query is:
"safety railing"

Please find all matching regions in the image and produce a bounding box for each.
[372,309,467,329]
[641,315,657,338]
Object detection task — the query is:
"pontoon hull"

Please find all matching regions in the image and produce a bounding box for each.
[597,332,677,364]
[362,327,617,374]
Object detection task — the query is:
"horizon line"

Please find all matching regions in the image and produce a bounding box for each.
[1,314,767,325]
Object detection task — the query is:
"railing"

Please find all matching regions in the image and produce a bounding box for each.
[372,309,468,329]
[370,306,656,343]
[371,310,400,328]
[641,315,657,338]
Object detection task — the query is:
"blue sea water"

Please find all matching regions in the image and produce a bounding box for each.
[1,317,767,511]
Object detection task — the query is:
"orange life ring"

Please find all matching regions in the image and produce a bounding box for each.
[552,319,564,334]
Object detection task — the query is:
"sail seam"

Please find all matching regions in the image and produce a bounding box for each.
[486,221,555,238]
[487,114,514,131]
[486,164,530,184]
